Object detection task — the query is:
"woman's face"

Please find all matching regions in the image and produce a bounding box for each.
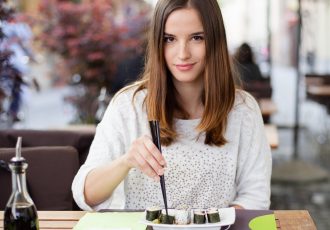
[164,8,206,87]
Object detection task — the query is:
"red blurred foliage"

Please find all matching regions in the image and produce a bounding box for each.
[36,0,149,88]
[34,0,150,123]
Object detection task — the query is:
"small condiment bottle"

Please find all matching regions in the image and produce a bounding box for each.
[4,137,39,230]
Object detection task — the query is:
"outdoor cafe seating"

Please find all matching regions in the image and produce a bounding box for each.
[0,146,79,210]
[242,77,276,124]
[305,73,330,114]
[0,129,94,211]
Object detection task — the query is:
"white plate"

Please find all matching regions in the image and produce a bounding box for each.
[140,207,235,230]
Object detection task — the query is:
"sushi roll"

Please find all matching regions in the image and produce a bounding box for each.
[206,208,220,223]
[193,209,206,224]
[175,205,190,225]
[145,206,161,221]
[159,209,175,224]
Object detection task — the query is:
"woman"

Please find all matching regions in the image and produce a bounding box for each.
[72,0,272,211]
[234,43,264,83]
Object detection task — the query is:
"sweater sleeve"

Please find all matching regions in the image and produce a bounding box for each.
[71,93,129,211]
[230,94,272,209]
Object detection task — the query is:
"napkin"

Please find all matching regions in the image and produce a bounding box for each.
[73,212,146,230]
[248,214,277,230]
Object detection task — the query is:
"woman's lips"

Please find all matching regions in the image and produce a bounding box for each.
[175,63,195,71]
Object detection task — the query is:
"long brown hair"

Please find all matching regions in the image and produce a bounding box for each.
[132,0,235,146]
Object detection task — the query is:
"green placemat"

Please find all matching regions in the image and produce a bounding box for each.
[74,212,146,230]
[248,214,276,230]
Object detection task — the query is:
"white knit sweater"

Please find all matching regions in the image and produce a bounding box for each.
[72,88,272,211]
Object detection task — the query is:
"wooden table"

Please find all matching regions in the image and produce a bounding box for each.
[49,124,96,133]
[307,85,330,96]
[305,74,330,86]
[306,85,330,113]
[0,211,86,230]
[258,98,278,124]
[305,76,325,86]
[274,210,316,230]
[0,210,316,230]
[259,98,278,116]
[265,124,279,149]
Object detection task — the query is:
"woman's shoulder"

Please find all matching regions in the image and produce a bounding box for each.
[110,85,147,110]
[233,89,260,114]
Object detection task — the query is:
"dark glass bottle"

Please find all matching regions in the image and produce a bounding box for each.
[4,137,39,230]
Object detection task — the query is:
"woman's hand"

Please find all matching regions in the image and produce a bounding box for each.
[123,135,166,181]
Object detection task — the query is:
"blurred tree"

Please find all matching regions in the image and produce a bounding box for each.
[35,0,151,123]
[0,0,26,127]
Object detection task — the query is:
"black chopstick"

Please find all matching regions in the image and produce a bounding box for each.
[149,120,169,216]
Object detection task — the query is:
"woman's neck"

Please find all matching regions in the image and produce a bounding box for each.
[174,82,204,119]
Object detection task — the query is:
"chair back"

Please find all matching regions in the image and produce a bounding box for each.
[0,129,94,166]
[0,146,79,210]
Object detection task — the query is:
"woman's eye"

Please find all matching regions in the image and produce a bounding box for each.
[192,35,204,41]
[164,36,175,43]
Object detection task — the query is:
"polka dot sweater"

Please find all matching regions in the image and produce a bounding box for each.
[72,87,272,211]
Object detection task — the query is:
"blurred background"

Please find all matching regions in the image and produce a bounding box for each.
[1,0,330,228]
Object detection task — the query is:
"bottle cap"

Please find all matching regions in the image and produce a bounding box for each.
[11,137,26,163]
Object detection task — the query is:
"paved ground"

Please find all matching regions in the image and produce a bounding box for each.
[271,127,330,230]
[12,86,75,129]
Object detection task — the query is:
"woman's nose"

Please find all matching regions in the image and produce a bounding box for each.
[178,42,191,60]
